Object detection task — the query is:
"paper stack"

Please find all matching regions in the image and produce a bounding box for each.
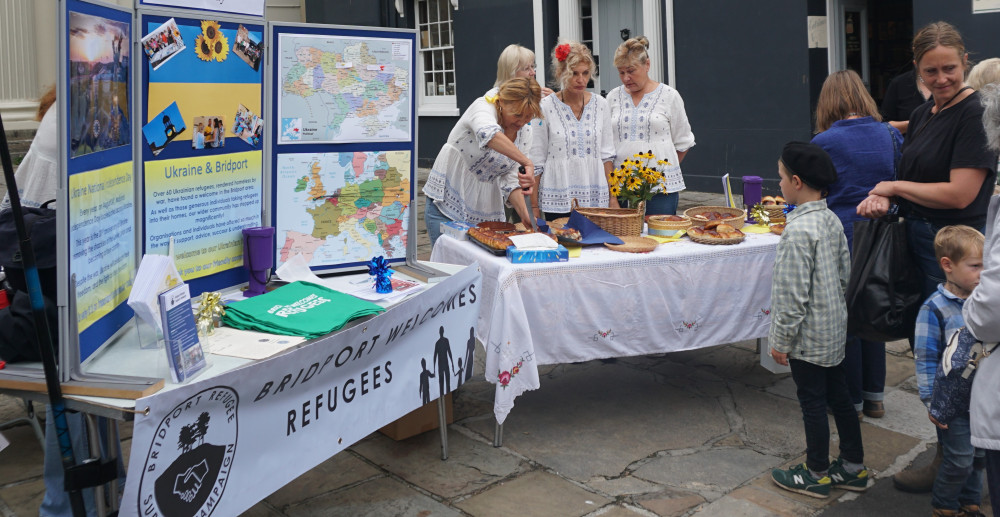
[127,254,182,337]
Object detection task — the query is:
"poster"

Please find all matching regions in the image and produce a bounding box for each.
[68,161,136,333]
[277,33,412,143]
[68,10,130,158]
[144,151,262,280]
[138,0,265,17]
[121,266,481,517]
[274,151,411,269]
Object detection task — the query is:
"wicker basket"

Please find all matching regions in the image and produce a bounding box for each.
[688,231,746,245]
[763,205,787,221]
[572,199,645,237]
[684,206,746,229]
[647,215,692,237]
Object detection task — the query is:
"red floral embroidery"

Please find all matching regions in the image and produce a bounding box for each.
[498,360,524,389]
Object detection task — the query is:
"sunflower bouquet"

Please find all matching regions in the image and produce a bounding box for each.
[609,150,670,208]
[195,20,229,62]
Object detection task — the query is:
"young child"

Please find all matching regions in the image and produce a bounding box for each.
[916,225,985,517]
[768,142,869,498]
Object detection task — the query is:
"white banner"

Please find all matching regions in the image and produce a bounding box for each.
[138,0,265,17]
[120,265,481,516]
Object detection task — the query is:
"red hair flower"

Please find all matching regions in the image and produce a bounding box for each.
[555,43,571,62]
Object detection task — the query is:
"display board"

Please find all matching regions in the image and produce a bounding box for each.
[63,0,136,363]
[139,11,265,295]
[137,0,265,17]
[269,23,417,274]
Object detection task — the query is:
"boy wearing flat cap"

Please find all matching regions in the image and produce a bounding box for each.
[769,142,870,498]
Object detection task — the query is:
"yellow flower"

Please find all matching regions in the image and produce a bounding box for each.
[201,20,222,41]
[610,184,621,197]
[212,33,229,62]
[627,176,642,190]
[194,34,213,61]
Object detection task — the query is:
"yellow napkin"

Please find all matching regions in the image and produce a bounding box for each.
[563,244,583,257]
[649,230,686,243]
[742,224,773,234]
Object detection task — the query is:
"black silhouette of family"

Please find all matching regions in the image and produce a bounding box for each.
[418,326,476,405]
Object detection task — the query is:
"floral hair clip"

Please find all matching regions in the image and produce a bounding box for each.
[555,43,571,62]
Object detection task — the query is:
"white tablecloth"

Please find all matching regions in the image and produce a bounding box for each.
[430,233,780,424]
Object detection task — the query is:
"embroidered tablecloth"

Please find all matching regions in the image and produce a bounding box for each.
[430,233,779,424]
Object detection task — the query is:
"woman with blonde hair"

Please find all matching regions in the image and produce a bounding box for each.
[810,69,902,425]
[607,36,694,215]
[422,77,542,246]
[967,57,1000,90]
[528,40,617,220]
[493,44,553,96]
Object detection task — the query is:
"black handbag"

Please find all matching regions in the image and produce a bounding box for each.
[845,214,924,341]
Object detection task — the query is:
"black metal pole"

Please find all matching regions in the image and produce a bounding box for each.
[0,114,87,516]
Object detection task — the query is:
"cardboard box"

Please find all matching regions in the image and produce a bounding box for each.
[379,393,453,441]
[440,221,474,240]
[506,244,569,263]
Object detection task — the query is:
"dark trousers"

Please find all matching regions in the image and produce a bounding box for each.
[790,358,865,472]
[843,335,886,409]
[985,449,1000,516]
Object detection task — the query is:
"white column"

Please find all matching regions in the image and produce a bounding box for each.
[663,0,675,88]
[0,0,40,127]
[533,0,546,82]
[642,0,663,84]
[558,0,582,43]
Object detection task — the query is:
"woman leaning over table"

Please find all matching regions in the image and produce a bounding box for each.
[529,40,617,221]
[607,36,694,215]
[811,70,902,420]
[857,21,998,301]
[967,82,1000,517]
[422,77,542,247]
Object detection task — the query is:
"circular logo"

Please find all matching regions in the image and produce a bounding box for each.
[138,386,239,517]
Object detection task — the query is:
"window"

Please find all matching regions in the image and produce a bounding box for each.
[416,0,458,116]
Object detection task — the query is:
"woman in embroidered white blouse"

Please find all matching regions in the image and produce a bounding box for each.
[608,36,695,215]
[422,77,543,246]
[529,40,617,221]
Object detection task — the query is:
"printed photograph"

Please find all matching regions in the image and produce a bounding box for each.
[233,24,262,70]
[233,104,263,147]
[68,11,131,158]
[191,115,226,150]
[142,101,186,156]
[141,17,186,70]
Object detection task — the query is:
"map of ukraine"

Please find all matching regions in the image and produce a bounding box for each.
[280,153,410,264]
[283,42,407,137]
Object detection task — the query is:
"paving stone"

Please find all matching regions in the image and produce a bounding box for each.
[861,389,936,441]
[634,488,706,516]
[730,388,808,457]
[465,362,730,481]
[632,448,782,497]
[0,424,44,483]
[677,345,788,389]
[350,427,526,499]
[283,475,461,517]
[646,360,730,399]
[588,475,664,497]
[725,485,816,516]
[457,469,609,517]
[266,451,381,508]
[593,504,654,517]
[0,477,45,517]
[884,353,916,389]
[885,339,912,356]
[853,421,922,474]
[243,501,285,516]
[689,496,781,516]
[712,433,746,448]
[747,458,833,511]
[763,375,798,401]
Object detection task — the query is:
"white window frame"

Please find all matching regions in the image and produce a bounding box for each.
[415,0,459,116]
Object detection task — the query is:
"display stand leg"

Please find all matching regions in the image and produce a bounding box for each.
[84,414,107,517]
[103,418,120,515]
[493,421,503,447]
[437,396,448,460]
[755,338,761,354]
[0,399,46,452]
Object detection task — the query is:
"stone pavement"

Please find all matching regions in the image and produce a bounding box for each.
[0,179,992,516]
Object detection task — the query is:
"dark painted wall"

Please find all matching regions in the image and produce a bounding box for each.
[304,0,409,27]
[673,0,813,193]
[913,2,1000,62]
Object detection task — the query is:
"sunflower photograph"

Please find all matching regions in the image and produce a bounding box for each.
[194,20,229,62]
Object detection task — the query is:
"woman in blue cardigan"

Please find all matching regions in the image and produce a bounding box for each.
[810,69,902,421]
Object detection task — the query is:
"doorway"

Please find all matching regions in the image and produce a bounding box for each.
[589,0,642,95]
[828,0,913,105]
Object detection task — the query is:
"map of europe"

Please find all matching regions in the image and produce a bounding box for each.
[278,34,411,143]
[276,151,411,268]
